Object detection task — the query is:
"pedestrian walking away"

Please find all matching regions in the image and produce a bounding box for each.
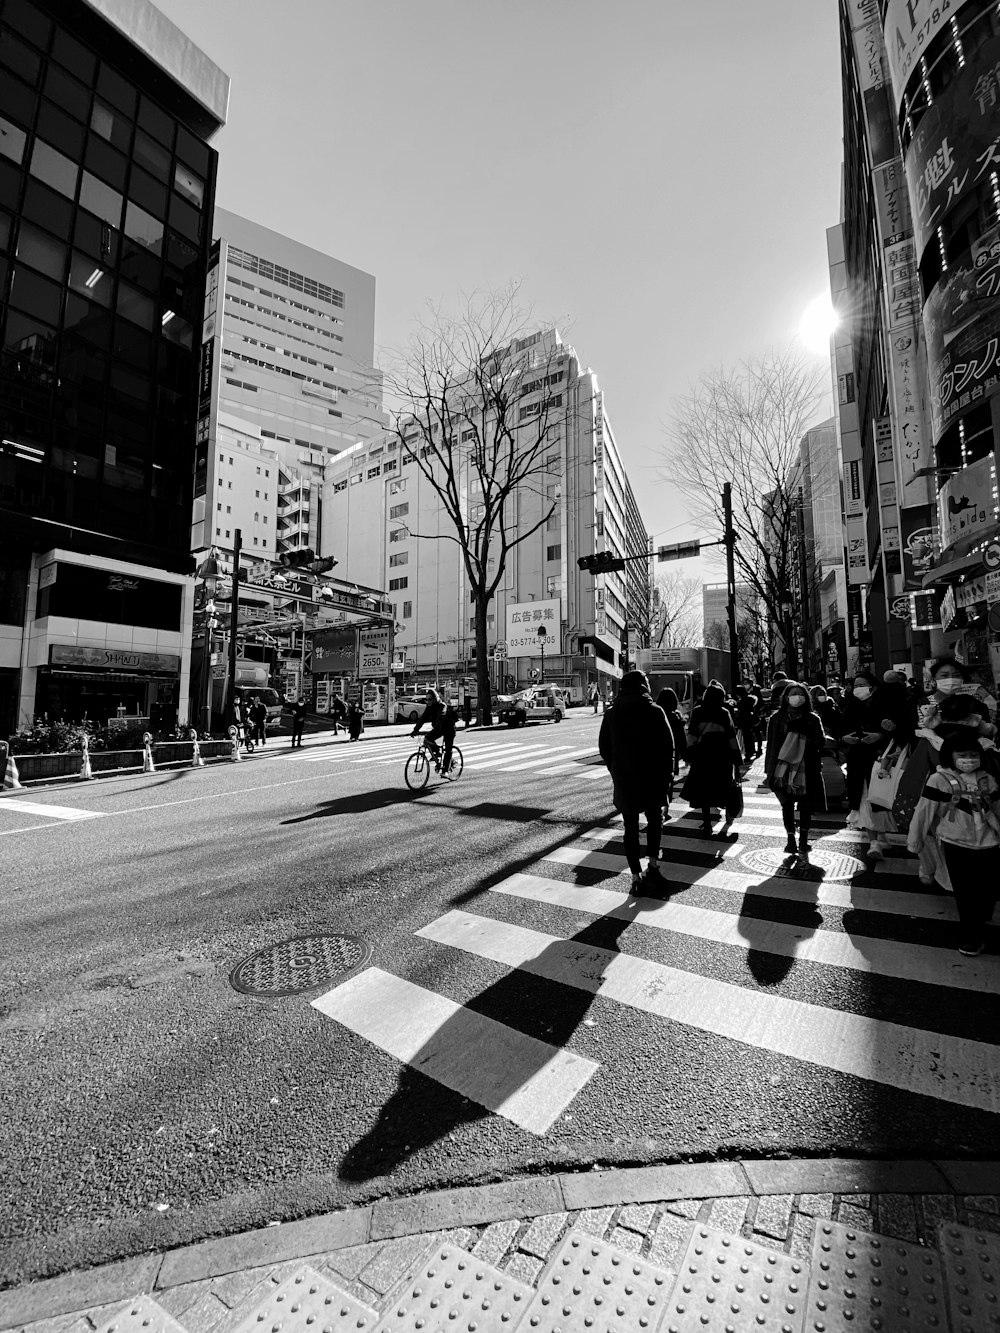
[680,683,742,838]
[764,681,825,857]
[590,683,600,714]
[347,701,364,742]
[411,687,457,774]
[906,730,1000,955]
[599,670,673,888]
[655,686,688,816]
[289,695,307,748]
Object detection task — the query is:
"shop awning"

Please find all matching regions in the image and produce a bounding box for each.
[921,551,983,586]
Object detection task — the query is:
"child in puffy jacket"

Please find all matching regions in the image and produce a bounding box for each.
[906,731,1000,956]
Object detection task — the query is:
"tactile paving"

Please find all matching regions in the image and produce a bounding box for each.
[230,1263,377,1332]
[92,1294,185,1333]
[939,1221,1000,1332]
[665,1223,807,1332]
[373,1242,531,1331]
[805,1220,946,1331]
[521,1228,673,1332]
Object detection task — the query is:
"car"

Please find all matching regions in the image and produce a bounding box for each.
[497,686,568,727]
[395,694,429,722]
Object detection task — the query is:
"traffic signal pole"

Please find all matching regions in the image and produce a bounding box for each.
[723,482,740,693]
[227,528,242,729]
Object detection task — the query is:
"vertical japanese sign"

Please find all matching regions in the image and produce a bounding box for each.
[883,0,958,111]
[194,241,221,502]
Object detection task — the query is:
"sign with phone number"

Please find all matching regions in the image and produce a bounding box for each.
[359,627,391,679]
[507,634,557,653]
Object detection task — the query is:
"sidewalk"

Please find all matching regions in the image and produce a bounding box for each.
[3,1157,999,1331]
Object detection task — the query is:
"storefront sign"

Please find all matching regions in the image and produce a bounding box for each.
[38,563,57,589]
[312,627,356,675]
[987,570,1000,604]
[885,239,920,330]
[901,507,939,590]
[50,645,180,672]
[358,626,391,679]
[844,459,864,519]
[505,599,560,657]
[872,159,912,246]
[883,0,958,110]
[938,455,998,551]
[941,585,956,631]
[910,591,941,630]
[956,575,988,610]
[847,517,869,584]
[925,223,1000,441]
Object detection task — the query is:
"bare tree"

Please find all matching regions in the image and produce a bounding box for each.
[659,347,827,676]
[652,570,701,648]
[379,287,570,724]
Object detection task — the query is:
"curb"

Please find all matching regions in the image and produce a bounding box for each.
[2,1157,998,1324]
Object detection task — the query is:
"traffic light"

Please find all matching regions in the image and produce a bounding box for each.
[278,549,338,573]
[577,551,627,574]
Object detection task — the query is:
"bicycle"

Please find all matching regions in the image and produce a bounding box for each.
[404,736,464,789]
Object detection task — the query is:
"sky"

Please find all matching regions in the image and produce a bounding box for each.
[158,0,844,589]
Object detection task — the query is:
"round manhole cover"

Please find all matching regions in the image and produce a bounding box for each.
[739,846,866,882]
[230,933,371,997]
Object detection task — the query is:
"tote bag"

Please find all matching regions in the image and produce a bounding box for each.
[867,744,908,811]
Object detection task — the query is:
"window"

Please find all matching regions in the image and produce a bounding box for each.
[350,473,361,485]
[79,171,122,227]
[255,489,260,498]
[30,139,79,199]
[470,503,485,521]
[470,614,496,630]
[263,516,267,524]
[216,527,221,536]
[217,502,221,511]
[253,537,258,546]
[546,544,561,561]
[389,502,409,519]
[402,600,412,618]
[367,466,380,479]
[383,459,397,473]
[389,478,406,494]
[173,162,204,207]
[389,527,407,542]
[389,552,408,567]
[388,576,408,591]
[546,576,558,595]
[226,505,231,514]
[0,114,26,165]
[333,479,347,493]
[254,511,259,521]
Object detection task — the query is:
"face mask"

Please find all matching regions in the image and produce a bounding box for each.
[936,678,962,693]
[787,694,806,708]
[955,757,981,773]
[853,686,872,700]
[814,695,827,705]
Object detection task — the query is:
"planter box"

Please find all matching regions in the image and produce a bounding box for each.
[90,749,144,773]
[13,752,82,782]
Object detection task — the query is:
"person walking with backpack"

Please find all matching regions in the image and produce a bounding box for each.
[681,683,742,837]
[764,681,825,857]
[906,731,1000,955]
[599,670,673,887]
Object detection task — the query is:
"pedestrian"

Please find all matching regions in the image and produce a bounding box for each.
[809,683,841,742]
[347,701,364,742]
[330,692,347,736]
[655,686,688,815]
[463,693,473,728]
[923,657,991,724]
[599,670,673,887]
[239,698,255,753]
[590,683,600,715]
[906,730,1000,955]
[681,683,742,838]
[250,696,268,747]
[841,669,914,857]
[289,695,307,748]
[764,681,825,857]
[733,684,760,762]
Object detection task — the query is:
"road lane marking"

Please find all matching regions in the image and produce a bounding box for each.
[497,746,599,772]
[543,842,744,874]
[416,910,1000,1114]
[489,869,997,995]
[0,799,102,821]
[311,967,598,1134]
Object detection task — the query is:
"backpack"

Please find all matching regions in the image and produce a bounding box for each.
[444,702,459,727]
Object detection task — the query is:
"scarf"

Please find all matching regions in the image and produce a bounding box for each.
[772,730,807,795]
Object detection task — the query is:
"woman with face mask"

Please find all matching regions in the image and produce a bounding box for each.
[906,731,1000,955]
[839,672,884,824]
[764,681,825,857]
[809,684,841,742]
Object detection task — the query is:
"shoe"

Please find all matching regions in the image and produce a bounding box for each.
[699,823,712,837]
[958,937,986,957]
[630,872,644,890]
[783,836,797,854]
[867,841,885,861]
[918,873,934,887]
[798,839,812,854]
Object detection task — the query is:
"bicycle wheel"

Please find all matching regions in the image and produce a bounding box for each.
[445,746,464,780]
[404,749,430,790]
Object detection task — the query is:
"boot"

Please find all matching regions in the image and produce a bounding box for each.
[783,826,796,854]
[798,829,811,855]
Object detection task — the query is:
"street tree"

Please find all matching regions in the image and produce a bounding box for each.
[658,346,827,676]
[379,288,569,724]
[651,570,702,648]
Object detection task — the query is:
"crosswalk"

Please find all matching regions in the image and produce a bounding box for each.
[313,768,1000,1135]
[280,725,607,784]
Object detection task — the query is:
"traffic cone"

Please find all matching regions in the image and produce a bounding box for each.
[79,737,93,781]
[190,730,204,768]
[1,746,21,792]
[228,725,242,762]
[142,732,156,774]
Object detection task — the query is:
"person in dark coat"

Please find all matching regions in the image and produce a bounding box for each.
[681,683,742,836]
[347,701,364,741]
[809,684,841,741]
[840,669,915,822]
[733,684,761,761]
[599,670,673,887]
[655,687,688,787]
[289,696,307,748]
[764,681,825,856]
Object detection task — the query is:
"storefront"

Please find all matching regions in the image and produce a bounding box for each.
[34,647,181,728]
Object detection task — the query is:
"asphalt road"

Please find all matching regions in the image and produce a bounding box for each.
[1,709,998,1287]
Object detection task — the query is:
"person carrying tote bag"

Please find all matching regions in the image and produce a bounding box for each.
[764,683,824,858]
[867,742,908,813]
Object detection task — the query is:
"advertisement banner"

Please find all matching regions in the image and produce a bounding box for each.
[312,627,356,676]
[888,329,932,480]
[938,454,999,551]
[844,458,864,519]
[925,221,1000,441]
[872,159,913,246]
[885,239,920,330]
[847,516,869,584]
[504,598,561,657]
[903,34,1000,257]
[883,0,960,110]
[358,626,391,679]
[900,505,940,590]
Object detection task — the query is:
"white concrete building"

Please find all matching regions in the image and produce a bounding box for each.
[319,331,650,698]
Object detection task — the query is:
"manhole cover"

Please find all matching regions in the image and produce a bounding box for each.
[230,933,371,997]
[740,845,866,882]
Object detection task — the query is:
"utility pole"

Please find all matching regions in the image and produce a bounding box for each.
[722,483,739,692]
[227,528,241,728]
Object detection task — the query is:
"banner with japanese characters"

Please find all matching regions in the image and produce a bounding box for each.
[938,454,999,551]
[903,34,1000,259]
[504,599,561,658]
[924,221,1000,442]
[883,0,961,113]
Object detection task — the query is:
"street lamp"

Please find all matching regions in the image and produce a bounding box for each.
[537,623,547,684]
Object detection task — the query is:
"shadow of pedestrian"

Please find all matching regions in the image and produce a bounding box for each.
[337,910,632,1183]
[281,788,429,823]
[736,862,824,985]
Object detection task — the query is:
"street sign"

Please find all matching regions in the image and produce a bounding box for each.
[493,641,508,660]
[358,626,391,679]
[658,539,702,562]
[985,540,1000,570]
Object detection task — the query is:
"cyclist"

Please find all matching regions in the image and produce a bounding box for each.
[411,687,457,775]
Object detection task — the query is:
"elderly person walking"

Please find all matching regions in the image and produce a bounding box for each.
[599,670,674,888]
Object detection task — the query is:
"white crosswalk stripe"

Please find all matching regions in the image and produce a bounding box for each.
[312,768,1000,1127]
[0,799,102,822]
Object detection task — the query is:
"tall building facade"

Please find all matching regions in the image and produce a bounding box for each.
[0,0,228,731]
[320,331,650,698]
[837,0,1000,686]
[192,209,384,582]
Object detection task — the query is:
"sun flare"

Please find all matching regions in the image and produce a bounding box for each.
[799,294,839,354]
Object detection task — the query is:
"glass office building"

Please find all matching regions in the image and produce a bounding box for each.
[0,0,228,731]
